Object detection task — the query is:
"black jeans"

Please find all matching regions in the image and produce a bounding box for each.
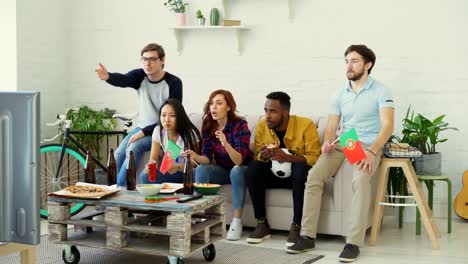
[246,160,311,225]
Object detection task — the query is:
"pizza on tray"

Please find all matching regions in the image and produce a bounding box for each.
[63,185,108,198]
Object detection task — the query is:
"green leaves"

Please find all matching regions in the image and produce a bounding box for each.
[400,106,458,154]
[386,105,459,209]
[196,9,204,19]
[65,106,117,156]
[164,0,189,13]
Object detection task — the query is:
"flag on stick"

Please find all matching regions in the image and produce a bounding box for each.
[159,139,182,174]
[340,128,367,164]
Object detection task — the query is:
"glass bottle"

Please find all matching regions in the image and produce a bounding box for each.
[107,148,117,185]
[126,151,136,190]
[84,151,96,184]
[183,154,193,195]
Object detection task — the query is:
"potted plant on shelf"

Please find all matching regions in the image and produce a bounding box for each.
[164,0,189,26]
[196,10,205,26]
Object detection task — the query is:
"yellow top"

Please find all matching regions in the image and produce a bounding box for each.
[254,115,321,166]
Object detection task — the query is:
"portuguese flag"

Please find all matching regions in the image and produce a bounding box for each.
[159,139,182,174]
[340,128,367,165]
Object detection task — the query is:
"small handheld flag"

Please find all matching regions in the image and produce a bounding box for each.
[340,128,367,164]
[159,139,182,174]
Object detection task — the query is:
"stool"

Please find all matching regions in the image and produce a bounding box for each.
[416,175,452,235]
[0,243,36,264]
[369,158,440,250]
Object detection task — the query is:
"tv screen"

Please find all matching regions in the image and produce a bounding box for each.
[0,91,40,245]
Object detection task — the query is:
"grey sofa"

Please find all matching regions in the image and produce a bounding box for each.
[138,113,379,236]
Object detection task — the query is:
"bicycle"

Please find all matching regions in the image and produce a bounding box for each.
[39,112,137,218]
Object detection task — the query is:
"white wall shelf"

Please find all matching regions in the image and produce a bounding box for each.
[170,26,250,55]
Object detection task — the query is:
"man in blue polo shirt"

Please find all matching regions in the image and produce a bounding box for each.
[287,45,394,263]
[95,43,182,186]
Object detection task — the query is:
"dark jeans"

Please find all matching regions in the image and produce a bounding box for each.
[246,160,310,225]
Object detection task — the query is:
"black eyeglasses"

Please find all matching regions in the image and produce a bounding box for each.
[140,57,160,63]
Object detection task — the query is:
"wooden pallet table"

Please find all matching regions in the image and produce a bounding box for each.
[48,191,225,264]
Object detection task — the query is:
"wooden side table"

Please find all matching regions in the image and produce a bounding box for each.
[0,243,36,264]
[369,158,441,249]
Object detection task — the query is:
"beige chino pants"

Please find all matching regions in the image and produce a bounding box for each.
[301,144,382,246]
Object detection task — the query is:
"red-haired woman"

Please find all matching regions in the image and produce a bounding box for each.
[186,89,252,241]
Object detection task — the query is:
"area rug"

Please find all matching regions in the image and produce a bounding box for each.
[0,235,323,264]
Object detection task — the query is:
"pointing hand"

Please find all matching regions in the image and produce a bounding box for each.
[95,63,109,80]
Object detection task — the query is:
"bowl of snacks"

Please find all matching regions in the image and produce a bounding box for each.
[136,184,162,196]
[193,183,221,195]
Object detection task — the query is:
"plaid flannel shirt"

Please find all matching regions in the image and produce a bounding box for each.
[201,118,252,170]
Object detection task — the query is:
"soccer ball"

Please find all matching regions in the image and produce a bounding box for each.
[271,148,292,178]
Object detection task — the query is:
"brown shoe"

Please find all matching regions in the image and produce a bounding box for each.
[246,221,271,244]
[286,223,301,247]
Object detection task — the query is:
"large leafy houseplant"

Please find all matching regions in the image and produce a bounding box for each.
[65,106,117,159]
[387,106,458,226]
[401,109,459,154]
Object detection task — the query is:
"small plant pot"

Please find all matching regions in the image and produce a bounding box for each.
[414,152,442,175]
[197,17,206,26]
[175,13,186,26]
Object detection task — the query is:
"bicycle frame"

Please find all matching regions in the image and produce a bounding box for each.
[54,127,128,183]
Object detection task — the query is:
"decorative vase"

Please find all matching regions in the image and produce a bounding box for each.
[197,17,206,26]
[176,13,186,26]
[210,8,220,26]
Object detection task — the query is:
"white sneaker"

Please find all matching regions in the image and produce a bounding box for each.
[226,221,243,241]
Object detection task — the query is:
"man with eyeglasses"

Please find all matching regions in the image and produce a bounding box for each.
[95,43,182,186]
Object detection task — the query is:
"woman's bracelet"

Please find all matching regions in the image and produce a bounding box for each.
[366,148,376,156]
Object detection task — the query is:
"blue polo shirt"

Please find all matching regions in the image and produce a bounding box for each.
[330,76,394,145]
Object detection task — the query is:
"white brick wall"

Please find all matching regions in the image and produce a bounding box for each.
[14,0,468,220]
[16,0,70,137]
[0,0,17,91]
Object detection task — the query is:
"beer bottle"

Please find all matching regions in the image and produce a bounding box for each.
[107,149,117,185]
[183,154,193,195]
[84,151,96,184]
[126,151,136,190]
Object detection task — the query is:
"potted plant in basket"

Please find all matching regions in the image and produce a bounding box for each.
[164,0,189,26]
[196,9,205,26]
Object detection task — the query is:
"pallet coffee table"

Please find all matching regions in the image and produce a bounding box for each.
[48,191,225,264]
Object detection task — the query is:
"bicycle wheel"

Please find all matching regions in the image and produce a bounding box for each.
[40,144,87,218]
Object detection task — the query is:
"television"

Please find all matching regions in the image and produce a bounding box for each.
[0,91,40,245]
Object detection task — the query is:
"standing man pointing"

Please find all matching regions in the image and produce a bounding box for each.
[96,43,183,186]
